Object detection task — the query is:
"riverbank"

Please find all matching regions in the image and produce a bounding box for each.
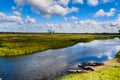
[59,52,120,80]
[0,33,120,56]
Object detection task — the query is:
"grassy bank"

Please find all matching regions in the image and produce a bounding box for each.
[59,52,120,80]
[0,33,120,56]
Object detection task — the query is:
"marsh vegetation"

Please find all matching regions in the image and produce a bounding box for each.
[0,33,120,56]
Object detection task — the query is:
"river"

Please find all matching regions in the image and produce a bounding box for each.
[0,38,120,80]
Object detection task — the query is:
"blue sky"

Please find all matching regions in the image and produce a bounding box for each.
[0,0,120,33]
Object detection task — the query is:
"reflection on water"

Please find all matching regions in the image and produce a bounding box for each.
[0,38,120,80]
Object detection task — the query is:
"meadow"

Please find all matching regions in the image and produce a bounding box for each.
[0,33,120,56]
[59,52,120,80]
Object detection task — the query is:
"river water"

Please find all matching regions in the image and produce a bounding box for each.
[0,38,120,80]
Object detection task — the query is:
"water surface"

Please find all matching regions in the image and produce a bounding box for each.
[0,38,120,80]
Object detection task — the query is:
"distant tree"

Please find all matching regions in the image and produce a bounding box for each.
[52,30,55,34]
[47,29,55,34]
[47,29,52,34]
[119,30,120,33]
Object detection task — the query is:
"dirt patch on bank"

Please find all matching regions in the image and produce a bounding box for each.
[94,58,120,71]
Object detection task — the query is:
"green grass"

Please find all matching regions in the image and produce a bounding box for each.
[60,67,120,80]
[0,33,120,56]
[59,52,120,80]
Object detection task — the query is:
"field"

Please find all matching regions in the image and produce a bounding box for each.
[59,52,120,80]
[0,33,120,56]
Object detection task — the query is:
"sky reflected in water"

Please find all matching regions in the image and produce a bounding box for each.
[0,38,120,80]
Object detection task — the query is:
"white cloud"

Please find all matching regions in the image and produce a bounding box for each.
[70,16,78,20]
[64,17,68,21]
[74,0,113,5]
[0,12,36,24]
[25,16,36,24]
[0,18,120,33]
[58,0,69,6]
[7,16,22,22]
[64,16,78,21]
[0,11,120,33]
[0,12,6,17]
[14,0,78,17]
[95,8,116,17]
[44,18,120,33]
[87,0,98,6]
[13,11,21,16]
[74,0,84,4]
[14,0,25,5]
[11,6,16,10]
[0,12,23,24]
[74,20,119,33]
[102,0,114,3]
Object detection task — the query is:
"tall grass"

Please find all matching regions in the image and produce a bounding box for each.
[0,33,120,56]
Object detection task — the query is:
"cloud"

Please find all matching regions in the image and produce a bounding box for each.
[14,0,78,17]
[25,16,36,24]
[64,16,78,21]
[0,12,36,24]
[58,0,70,6]
[0,12,6,16]
[44,17,120,33]
[74,20,119,33]
[13,11,21,16]
[102,0,114,3]
[0,12,23,24]
[73,0,113,5]
[1,14,120,33]
[95,8,116,17]
[87,0,99,6]
[11,6,16,10]
[0,18,120,33]
[74,0,84,4]
[14,0,25,5]
[0,12,120,33]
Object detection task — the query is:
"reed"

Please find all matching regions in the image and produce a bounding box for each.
[0,33,120,56]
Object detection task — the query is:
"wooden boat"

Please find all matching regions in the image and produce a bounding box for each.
[69,69,85,73]
[81,62,104,66]
[78,64,94,71]
[68,62,104,73]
